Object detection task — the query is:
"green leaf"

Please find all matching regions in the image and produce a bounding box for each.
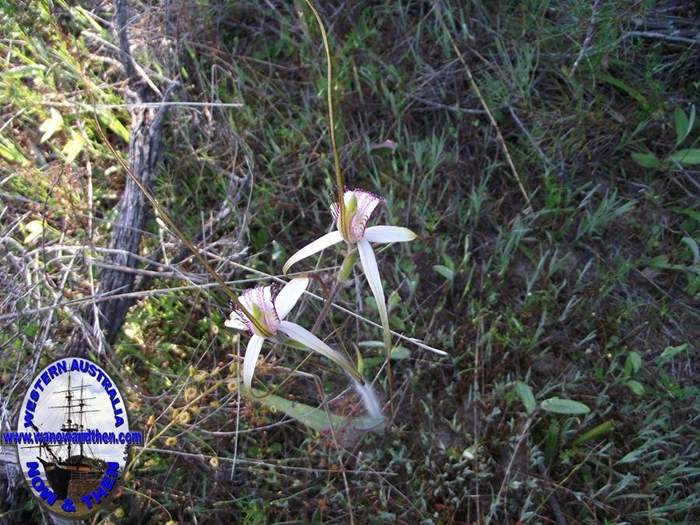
[97,110,129,142]
[356,346,364,376]
[668,148,700,166]
[544,420,560,467]
[625,380,645,396]
[571,420,615,447]
[249,389,383,433]
[23,321,40,338]
[387,290,401,310]
[688,105,697,140]
[389,346,410,359]
[624,352,642,377]
[433,264,454,283]
[619,448,643,464]
[515,381,536,414]
[631,152,660,169]
[672,208,700,224]
[357,341,409,358]
[672,207,700,224]
[681,236,700,265]
[541,397,590,415]
[657,343,689,363]
[2,64,46,79]
[357,344,410,369]
[598,73,650,111]
[442,254,456,271]
[674,107,689,147]
[0,136,29,166]
[675,106,696,147]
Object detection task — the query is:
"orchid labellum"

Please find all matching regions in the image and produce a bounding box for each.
[283,189,416,349]
[225,277,360,388]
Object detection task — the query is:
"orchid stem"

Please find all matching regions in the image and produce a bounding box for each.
[301,0,348,235]
[311,279,342,334]
[381,318,394,417]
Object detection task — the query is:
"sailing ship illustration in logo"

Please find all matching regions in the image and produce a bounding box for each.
[29,372,107,500]
[15,358,136,518]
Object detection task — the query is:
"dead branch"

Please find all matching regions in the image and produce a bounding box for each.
[98,0,176,345]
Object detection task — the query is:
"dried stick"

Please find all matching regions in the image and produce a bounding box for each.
[98,0,177,344]
[435,3,533,214]
[570,0,601,77]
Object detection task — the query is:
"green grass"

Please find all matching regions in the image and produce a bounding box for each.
[1,0,699,523]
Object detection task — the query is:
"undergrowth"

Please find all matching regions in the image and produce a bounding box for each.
[1,1,699,523]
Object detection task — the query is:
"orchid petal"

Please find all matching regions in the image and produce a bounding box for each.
[357,238,391,349]
[242,335,265,388]
[278,321,360,381]
[282,231,344,274]
[275,277,309,320]
[224,314,247,331]
[364,225,417,244]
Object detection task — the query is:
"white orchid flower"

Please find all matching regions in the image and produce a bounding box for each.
[283,189,416,349]
[225,277,359,388]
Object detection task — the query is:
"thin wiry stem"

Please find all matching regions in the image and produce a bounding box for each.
[137,446,396,475]
[570,0,601,77]
[92,115,267,336]
[435,2,533,214]
[41,101,244,109]
[301,0,347,234]
[71,0,266,334]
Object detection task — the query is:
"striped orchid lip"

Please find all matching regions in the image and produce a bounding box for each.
[224,278,361,388]
[225,285,281,338]
[331,189,383,243]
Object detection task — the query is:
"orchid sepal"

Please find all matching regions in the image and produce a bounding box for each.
[242,335,265,389]
[364,225,417,243]
[282,230,343,275]
[357,238,392,353]
[278,321,362,382]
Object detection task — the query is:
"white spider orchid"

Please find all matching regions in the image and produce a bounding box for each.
[225,277,360,388]
[283,189,416,348]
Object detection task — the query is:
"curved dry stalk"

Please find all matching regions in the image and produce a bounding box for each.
[300,0,347,232]
[435,2,533,214]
